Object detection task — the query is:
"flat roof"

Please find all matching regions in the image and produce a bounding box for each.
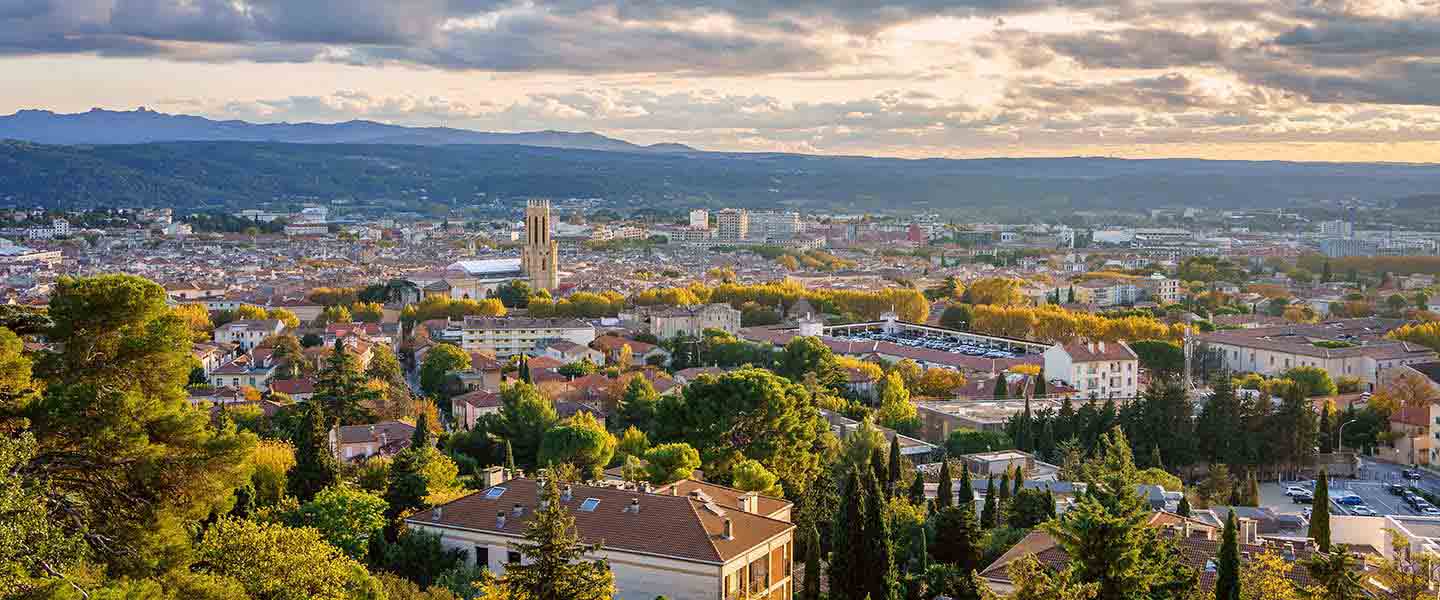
[448,258,523,276]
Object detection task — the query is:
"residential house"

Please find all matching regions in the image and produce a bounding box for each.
[1042,340,1140,399]
[208,347,279,392]
[406,476,796,600]
[1196,318,1438,390]
[591,335,671,367]
[330,420,416,462]
[452,389,502,431]
[543,339,605,365]
[215,319,286,351]
[456,353,505,392]
[268,378,316,402]
[642,303,742,339]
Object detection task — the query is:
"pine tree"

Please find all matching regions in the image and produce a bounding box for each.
[886,435,902,499]
[313,339,378,427]
[830,470,868,600]
[503,477,616,600]
[908,473,926,506]
[803,523,822,600]
[1177,493,1191,517]
[1215,510,1240,600]
[1312,468,1332,552]
[383,448,430,523]
[864,474,898,600]
[957,464,974,506]
[931,504,982,571]
[980,476,998,528]
[287,401,340,503]
[936,461,954,509]
[993,375,1008,399]
[412,411,433,449]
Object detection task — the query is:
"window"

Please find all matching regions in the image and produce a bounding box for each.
[474,546,490,569]
[484,487,507,499]
[507,551,521,564]
[749,556,769,593]
[579,498,601,512]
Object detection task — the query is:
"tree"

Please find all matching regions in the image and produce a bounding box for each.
[829,470,868,600]
[291,485,388,561]
[1281,365,1337,397]
[885,435,902,499]
[1128,340,1185,380]
[978,553,1098,600]
[314,339,379,426]
[21,275,255,576]
[318,305,353,326]
[420,343,471,398]
[1177,494,1191,517]
[366,344,404,385]
[958,463,975,506]
[372,528,466,589]
[643,443,701,485]
[288,402,341,503]
[1312,469,1331,552]
[654,368,823,498]
[269,333,308,380]
[1305,549,1362,600]
[1008,488,1053,529]
[802,524,822,600]
[269,307,301,330]
[1371,530,1440,600]
[538,412,617,481]
[931,504,982,571]
[947,429,1013,455]
[939,304,973,330]
[0,433,85,596]
[993,374,1009,398]
[981,475,998,528]
[909,473,926,506]
[863,474,899,600]
[936,460,954,509]
[876,371,918,432]
[500,478,616,600]
[384,448,431,523]
[493,382,559,470]
[1215,510,1240,600]
[778,336,847,393]
[195,518,381,600]
[614,376,660,432]
[733,459,784,497]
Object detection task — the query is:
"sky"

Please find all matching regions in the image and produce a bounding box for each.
[3,0,1440,161]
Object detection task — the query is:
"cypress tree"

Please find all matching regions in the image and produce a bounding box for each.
[830,470,868,600]
[411,411,433,449]
[957,464,974,506]
[980,476,997,528]
[1312,468,1331,552]
[865,474,898,600]
[993,375,1008,399]
[1034,369,1047,396]
[1045,490,1056,517]
[504,438,517,476]
[802,523,822,600]
[1215,510,1241,600]
[1019,393,1032,451]
[1150,445,1165,471]
[1246,471,1261,507]
[871,445,888,491]
[997,469,1012,509]
[936,461,953,509]
[287,401,340,503]
[1177,493,1192,517]
[886,435,902,499]
[1013,466,1024,496]
[908,473,926,507]
[519,355,531,384]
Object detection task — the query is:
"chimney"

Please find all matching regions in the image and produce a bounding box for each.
[739,491,759,514]
[562,485,573,502]
[431,507,443,522]
[1238,518,1259,545]
[1098,341,1106,353]
[627,498,641,514]
[722,517,734,540]
[482,466,507,487]
[496,511,507,528]
[1087,341,1096,353]
[512,503,524,516]
[381,430,389,446]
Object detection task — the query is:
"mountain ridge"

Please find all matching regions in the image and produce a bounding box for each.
[0,107,695,153]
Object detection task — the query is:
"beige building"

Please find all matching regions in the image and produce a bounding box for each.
[407,477,795,600]
[521,199,560,291]
[1042,340,1140,399]
[1196,319,1438,390]
[715,208,749,242]
[644,304,742,339]
[460,316,596,358]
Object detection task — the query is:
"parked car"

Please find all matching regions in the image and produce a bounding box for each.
[1339,495,1365,506]
[1425,507,1440,516]
[1285,486,1309,497]
[1390,483,1409,495]
[1404,469,1423,480]
[1293,492,1314,504]
[1350,506,1377,516]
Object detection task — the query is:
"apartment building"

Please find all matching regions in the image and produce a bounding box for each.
[460,316,596,358]
[1042,340,1140,399]
[748,211,802,242]
[214,319,286,351]
[408,477,795,600]
[1195,319,1438,389]
[715,209,749,242]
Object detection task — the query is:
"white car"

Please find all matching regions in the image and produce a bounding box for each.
[1423,507,1440,516]
[1351,506,1377,516]
[1285,486,1309,497]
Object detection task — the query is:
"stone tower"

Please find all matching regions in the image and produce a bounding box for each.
[521,199,560,291]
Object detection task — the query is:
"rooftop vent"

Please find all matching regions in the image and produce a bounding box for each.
[626,498,640,514]
[496,511,507,528]
[430,507,443,522]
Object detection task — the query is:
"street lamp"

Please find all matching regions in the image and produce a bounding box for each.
[1337,418,1359,454]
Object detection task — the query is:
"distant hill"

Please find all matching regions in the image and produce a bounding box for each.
[0,108,693,153]
[5,140,1440,213]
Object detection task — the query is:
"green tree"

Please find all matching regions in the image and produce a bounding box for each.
[958,463,974,506]
[291,485,388,561]
[372,529,465,589]
[1281,365,1337,398]
[538,412,618,481]
[366,344,405,385]
[931,504,982,571]
[288,402,340,503]
[829,470,868,600]
[269,333,309,380]
[643,442,701,485]
[21,275,254,576]
[420,343,471,398]
[732,459,784,497]
[615,425,649,461]
[1312,469,1331,552]
[1305,549,1362,600]
[493,382,559,470]
[1215,510,1240,600]
[314,339,379,426]
[864,474,899,600]
[1008,488,1053,530]
[500,478,616,600]
[802,523,822,600]
[384,448,431,524]
[1177,494,1191,517]
[936,460,954,509]
[195,518,382,600]
[885,435,902,499]
[876,371,917,432]
[993,375,1009,398]
[777,336,847,393]
[981,475,998,528]
[946,429,1013,455]
[654,368,823,497]
[614,376,660,432]
[0,433,85,596]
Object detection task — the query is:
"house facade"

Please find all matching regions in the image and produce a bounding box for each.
[215,319,285,351]
[461,316,596,358]
[1042,340,1140,399]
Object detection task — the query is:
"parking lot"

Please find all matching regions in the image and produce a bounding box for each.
[1263,468,1439,519]
[832,328,1034,359]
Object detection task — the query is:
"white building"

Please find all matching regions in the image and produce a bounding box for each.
[748,211,802,242]
[0,243,63,266]
[1318,220,1354,238]
[715,209,749,242]
[1195,320,1438,390]
[214,319,286,351]
[25,218,70,240]
[460,316,596,357]
[1043,340,1140,399]
[690,209,709,229]
[407,476,795,600]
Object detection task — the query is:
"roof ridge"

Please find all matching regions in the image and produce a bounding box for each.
[686,495,726,563]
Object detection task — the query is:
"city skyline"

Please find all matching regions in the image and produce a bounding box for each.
[4,0,1440,162]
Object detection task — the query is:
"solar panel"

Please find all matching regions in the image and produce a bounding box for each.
[485,487,507,499]
[579,498,601,512]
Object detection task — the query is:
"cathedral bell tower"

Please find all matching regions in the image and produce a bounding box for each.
[521,199,560,291]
